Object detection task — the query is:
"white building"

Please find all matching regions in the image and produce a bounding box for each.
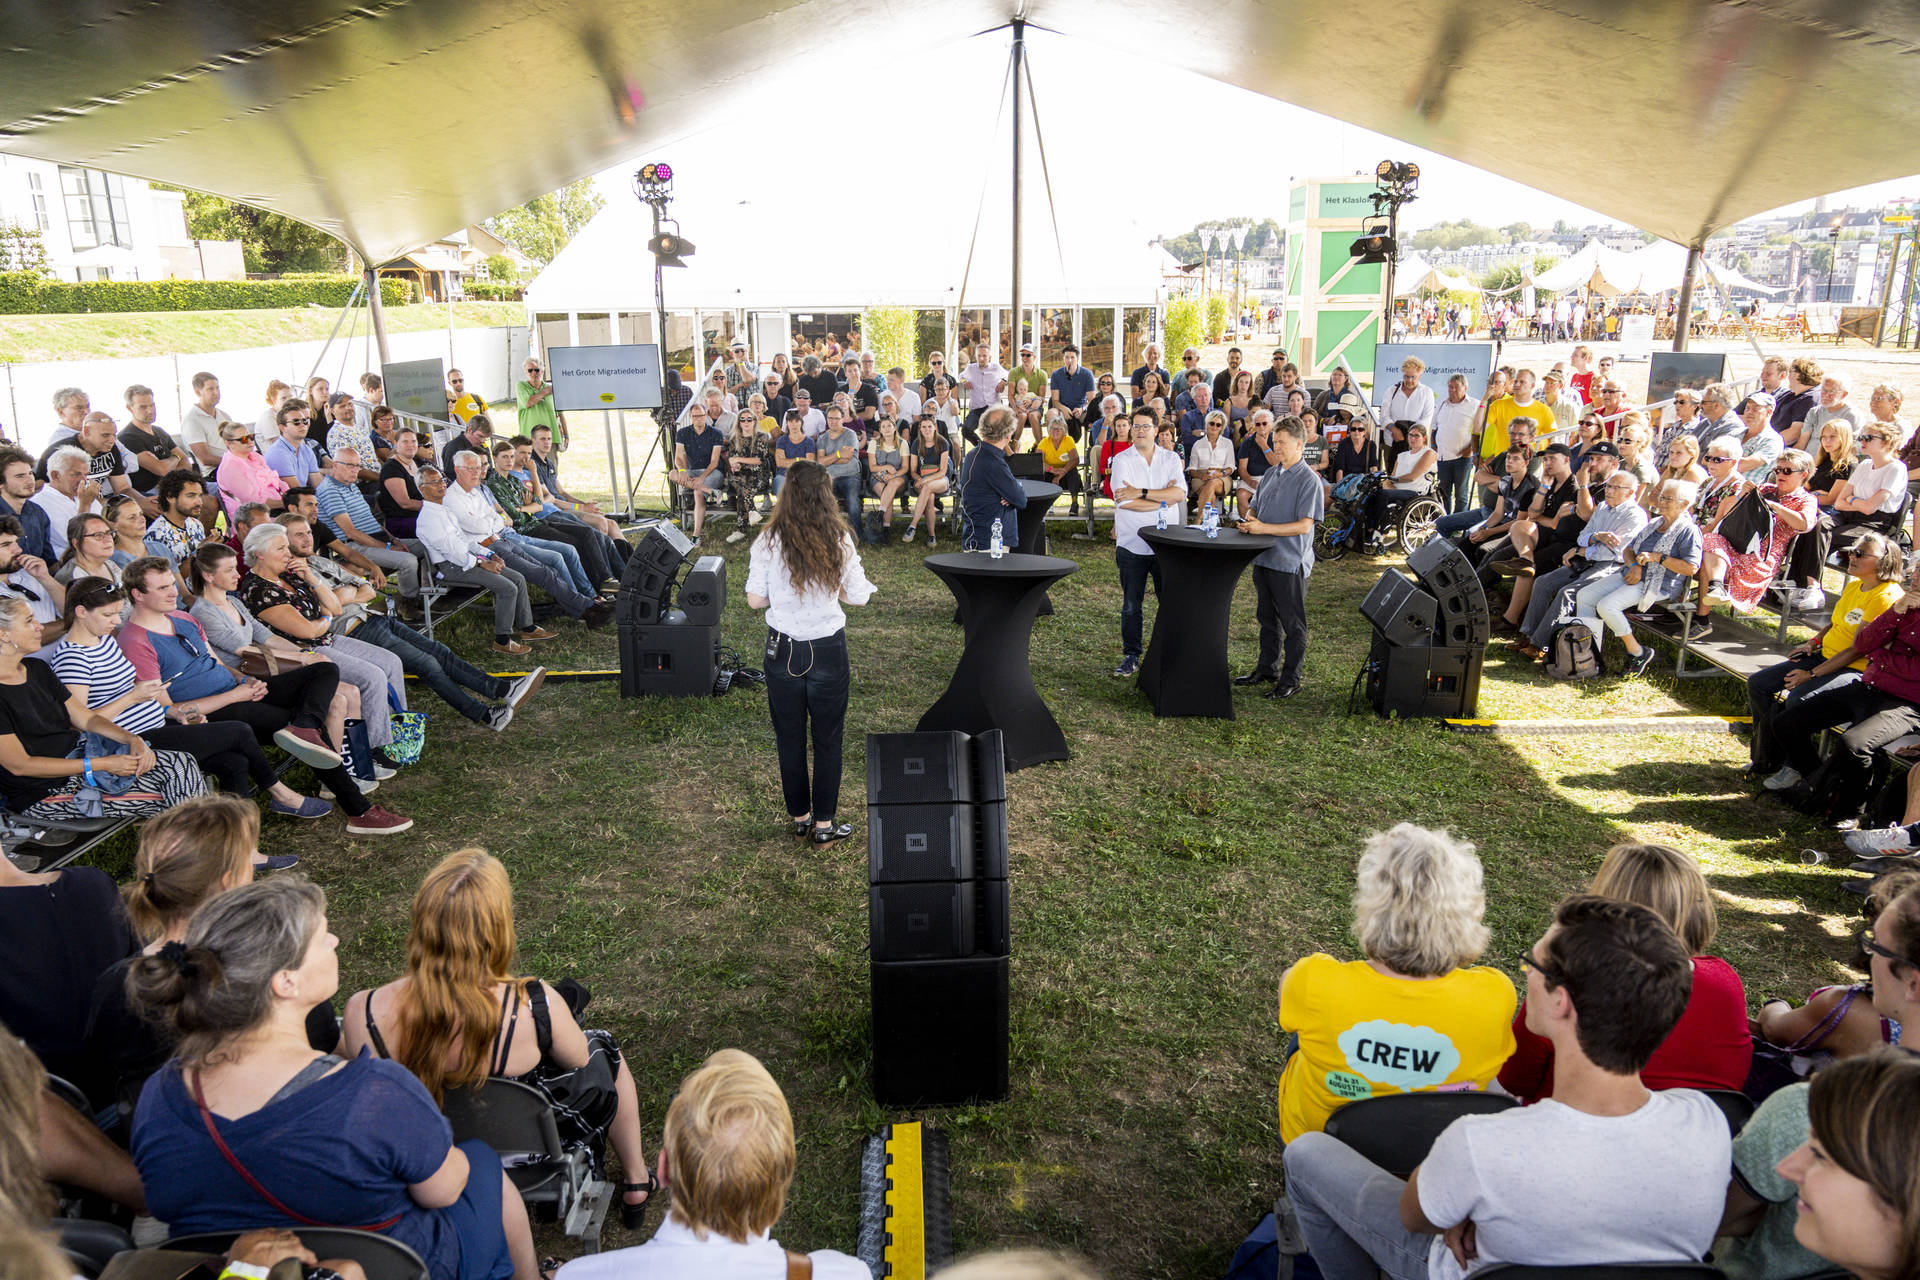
[0,153,242,281]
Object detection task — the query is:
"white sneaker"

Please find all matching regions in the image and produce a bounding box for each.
[1706,584,1736,608]
[1846,825,1915,855]
[1788,586,1826,612]
[1763,765,1803,791]
[726,529,746,544]
[747,509,763,526]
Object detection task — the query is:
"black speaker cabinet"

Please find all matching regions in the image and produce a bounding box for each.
[867,802,1009,883]
[633,522,693,571]
[617,613,718,698]
[1366,632,1484,720]
[868,878,1008,961]
[1360,570,1439,646]
[871,955,1010,1106]
[1408,538,1490,646]
[678,555,726,626]
[866,731,1008,806]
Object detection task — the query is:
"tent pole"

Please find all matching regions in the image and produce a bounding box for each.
[365,267,392,366]
[1010,16,1025,367]
[1670,242,1701,352]
[1875,234,1900,347]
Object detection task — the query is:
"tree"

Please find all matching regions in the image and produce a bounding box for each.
[1735,252,1754,274]
[0,223,50,275]
[1405,219,1501,252]
[1163,296,1204,368]
[1807,243,1834,276]
[484,179,606,267]
[1500,221,1533,244]
[482,253,520,283]
[166,189,347,273]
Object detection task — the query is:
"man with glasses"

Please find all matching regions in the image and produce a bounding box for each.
[1734,394,1785,481]
[447,369,486,425]
[1284,894,1724,1280]
[1691,384,1742,453]
[263,401,325,489]
[315,447,429,610]
[758,372,793,427]
[919,352,952,403]
[1658,389,1702,468]
[1505,468,1647,652]
[517,358,565,451]
[791,387,825,438]
[718,341,759,401]
[1176,348,1211,400]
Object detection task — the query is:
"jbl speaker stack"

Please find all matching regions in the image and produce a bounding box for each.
[617,523,723,697]
[1360,538,1489,720]
[867,729,1010,1107]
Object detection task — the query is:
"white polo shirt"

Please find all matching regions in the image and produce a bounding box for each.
[1108,444,1189,555]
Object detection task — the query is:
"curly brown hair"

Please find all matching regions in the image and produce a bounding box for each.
[759,460,847,596]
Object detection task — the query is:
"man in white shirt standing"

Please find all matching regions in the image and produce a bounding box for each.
[960,342,1008,444]
[556,1049,870,1280]
[1283,894,1729,1280]
[1431,375,1481,515]
[1107,408,1189,678]
[1381,358,1437,463]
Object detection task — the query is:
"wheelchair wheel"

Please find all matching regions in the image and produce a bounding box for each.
[1317,510,1351,560]
[1398,497,1445,554]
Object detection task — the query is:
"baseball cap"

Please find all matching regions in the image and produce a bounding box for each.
[1541,443,1574,458]
[1019,344,1034,354]
[1584,441,1621,458]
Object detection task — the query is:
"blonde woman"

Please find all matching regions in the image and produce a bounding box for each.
[1809,419,1859,507]
[1275,823,1515,1143]
[1501,843,1751,1102]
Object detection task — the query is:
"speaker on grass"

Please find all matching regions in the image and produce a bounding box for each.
[634,522,693,570]
[617,612,718,698]
[1360,570,1438,646]
[868,802,1008,882]
[678,555,726,626]
[871,955,1009,1106]
[1408,537,1490,645]
[867,732,978,805]
[869,881,977,961]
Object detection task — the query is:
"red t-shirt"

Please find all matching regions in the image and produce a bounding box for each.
[1570,371,1596,405]
[1497,954,1752,1102]
[1097,438,1133,497]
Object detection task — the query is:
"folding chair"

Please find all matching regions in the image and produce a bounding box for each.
[163,1229,428,1280]
[1702,1088,1755,1135]
[1469,1266,1726,1280]
[1,802,129,873]
[55,1218,132,1279]
[44,1072,93,1116]
[1321,1091,1517,1179]
[441,1077,613,1253]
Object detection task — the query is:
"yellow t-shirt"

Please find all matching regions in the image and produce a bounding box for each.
[1824,578,1900,667]
[450,392,487,424]
[1480,396,1552,459]
[1035,435,1077,469]
[1277,953,1517,1143]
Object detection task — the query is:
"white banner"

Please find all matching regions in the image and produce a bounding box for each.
[1369,342,1495,409]
[547,343,663,411]
[1618,314,1656,361]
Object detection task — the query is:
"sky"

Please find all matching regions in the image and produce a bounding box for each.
[592,27,1920,246]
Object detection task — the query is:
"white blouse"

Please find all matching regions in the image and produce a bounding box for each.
[746,531,876,641]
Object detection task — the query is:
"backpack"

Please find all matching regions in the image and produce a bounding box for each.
[1545,622,1603,680]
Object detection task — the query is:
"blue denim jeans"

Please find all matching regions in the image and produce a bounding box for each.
[1435,507,1488,539]
[1116,545,1162,659]
[502,529,591,596]
[1435,457,1475,514]
[831,472,863,529]
[1282,1133,1431,1280]
[357,615,510,725]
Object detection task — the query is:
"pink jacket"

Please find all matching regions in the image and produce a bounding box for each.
[216,447,288,521]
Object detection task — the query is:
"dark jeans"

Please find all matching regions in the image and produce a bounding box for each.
[831,472,863,531]
[206,664,370,814]
[525,518,611,585]
[1116,545,1162,659]
[1436,507,1488,540]
[1436,458,1474,514]
[1254,565,1308,681]
[549,509,631,568]
[765,628,850,823]
[146,719,277,795]
[356,615,509,725]
[1746,655,1859,771]
[1777,681,1920,816]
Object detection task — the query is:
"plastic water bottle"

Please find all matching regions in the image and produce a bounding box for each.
[1203,500,1219,539]
[1156,501,1168,530]
[989,517,1005,559]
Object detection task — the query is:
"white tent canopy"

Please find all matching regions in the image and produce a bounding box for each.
[1394,255,1477,296]
[1528,241,1646,295]
[5,2,1920,262]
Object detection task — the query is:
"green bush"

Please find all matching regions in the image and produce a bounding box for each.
[1164,296,1204,365]
[1204,294,1230,341]
[0,273,411,315]
[465,281,524,302]
[862,307,916,380]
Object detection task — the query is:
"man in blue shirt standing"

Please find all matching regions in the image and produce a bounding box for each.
[1047,344,1097,440]
[1236,416,1323,700]
[959,407,1028,551]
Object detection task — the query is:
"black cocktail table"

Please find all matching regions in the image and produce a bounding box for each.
[1016,478,1062,615]
[1136,526,1276,719]
[918,552,1079,770]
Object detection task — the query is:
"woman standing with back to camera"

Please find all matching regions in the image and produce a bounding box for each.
[746,459,875,847]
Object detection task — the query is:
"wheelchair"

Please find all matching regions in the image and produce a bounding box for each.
[1316,471,1445,561]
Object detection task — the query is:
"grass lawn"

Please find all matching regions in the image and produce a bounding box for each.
[0,302,526,363]
[116,513,1857,1279]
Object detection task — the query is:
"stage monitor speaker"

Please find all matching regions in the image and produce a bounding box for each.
[678,555,726,626]
[1007,451,1046,479]
[617,613,718,698]
[867,802,1009,883]
[867,732,1007,806]
[1407,539,1490,645]
[871,955,1009,1106]
[1360,570,1438,646]
[633,522,693,571]
[1366,633,1484,720]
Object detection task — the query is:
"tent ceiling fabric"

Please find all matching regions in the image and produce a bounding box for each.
[2,1,1919,261]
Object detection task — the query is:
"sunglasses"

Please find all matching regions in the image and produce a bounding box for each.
[1862,929,1916,968]
[283,417,311,425]
[226,434,256,443]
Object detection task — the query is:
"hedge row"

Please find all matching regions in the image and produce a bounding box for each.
[0,272,413,315]
[463,281,524,301]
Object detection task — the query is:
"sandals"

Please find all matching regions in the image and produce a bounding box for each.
[812,821,854,846]
[620,1171,661,1231]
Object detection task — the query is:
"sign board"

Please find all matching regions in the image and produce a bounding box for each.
[381,357,448,424]
[507,327,532,403]
[546,343,663,412]
[1645,352,1727,406]
[1368,342,1495,410]
[1618,314,1657,361]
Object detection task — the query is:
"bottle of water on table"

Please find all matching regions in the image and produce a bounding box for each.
[989,517,1004,559]
[1156,501,1168,530]
[1203,500,1218,539]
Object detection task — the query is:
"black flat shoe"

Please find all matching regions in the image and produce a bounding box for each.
[620,1172,660,1231]
[812,821,854,845]
[1233,670,1277,686]
[1265,679,1303,700]
[789,816,812,838]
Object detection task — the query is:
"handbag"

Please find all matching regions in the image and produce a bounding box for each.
[236,644,284,680]
[340,718,376,782]
[1715,487,1773,556]
[383,683,428,766]
[57,734,157,815]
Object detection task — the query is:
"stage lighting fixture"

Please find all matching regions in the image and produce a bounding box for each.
[634,162,674,200]
[648,231,694,267]
[1349,231,1395,263]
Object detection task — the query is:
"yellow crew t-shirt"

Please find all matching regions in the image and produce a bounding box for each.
[1824,578,1900,667]
[1277,953,1517,1143]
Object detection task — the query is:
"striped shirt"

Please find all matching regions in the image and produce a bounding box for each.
[49,636,167,735]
